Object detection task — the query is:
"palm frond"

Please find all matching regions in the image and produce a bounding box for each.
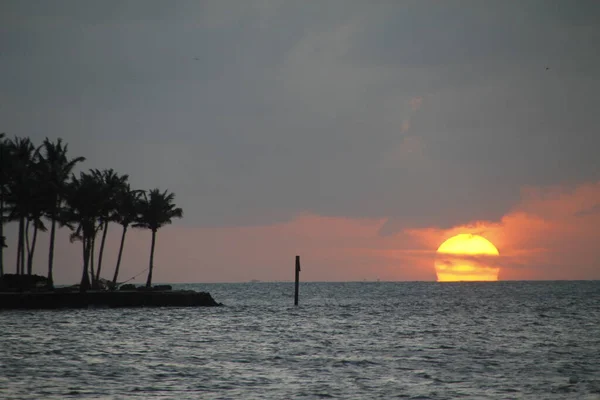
[134,188,183,232]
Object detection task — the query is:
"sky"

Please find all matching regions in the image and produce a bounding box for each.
[1,0,600,283]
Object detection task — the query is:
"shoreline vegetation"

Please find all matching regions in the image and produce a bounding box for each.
[0,134,219,308]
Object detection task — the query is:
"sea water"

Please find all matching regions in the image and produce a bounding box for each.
[1,281,599,399]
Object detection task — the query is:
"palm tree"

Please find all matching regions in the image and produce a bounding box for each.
[18,155,48,276]
[24,191,48,275]
[91,169,129,287]
[63,171,105,291]
[0,134,189,291]
[111,184,143,288]
[0,132,8,276]
[4,137,40,275]
[38,138,85,286]
[135,189,183,288]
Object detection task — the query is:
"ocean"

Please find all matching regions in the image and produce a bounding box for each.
[1,281,599,399]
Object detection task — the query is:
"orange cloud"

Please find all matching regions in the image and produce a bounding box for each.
[407,181,600,280]
[7,211,434,284]
[144,182,600,282]
[147,214,434,283]
[10,182,599,284]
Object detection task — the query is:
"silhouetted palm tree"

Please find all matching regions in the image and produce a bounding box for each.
[1,134,184,289]
[112,184,143,288]
[91,169,129,287]
[4,137,40,275]
[0,133,8,276]
[135,189,183,288]
[64,171,106,291]
[38,138,85,286]
[19,155,48,276]
[24,191,47,276]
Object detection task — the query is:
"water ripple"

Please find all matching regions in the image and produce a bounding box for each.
[1,281,599,399]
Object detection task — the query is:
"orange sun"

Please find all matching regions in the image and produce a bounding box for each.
[435,234,500,282]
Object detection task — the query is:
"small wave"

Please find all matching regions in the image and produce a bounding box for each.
[333,359,379,367]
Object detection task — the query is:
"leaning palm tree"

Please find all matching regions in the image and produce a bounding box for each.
[38,138,85,286]
[63,171,105,291]
[111,184,143,288]
[91,169,129,287]
[134,189,183,288]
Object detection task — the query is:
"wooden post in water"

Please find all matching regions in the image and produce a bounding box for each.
[294,255,301,306]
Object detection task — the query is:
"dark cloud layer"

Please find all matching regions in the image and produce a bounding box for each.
[2,0,599,231]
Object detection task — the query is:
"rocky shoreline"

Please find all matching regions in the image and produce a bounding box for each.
[0,290,221,310]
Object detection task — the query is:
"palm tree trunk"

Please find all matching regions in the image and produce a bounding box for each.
[89,234,96,287]
[0,137,4,277]
[47,206,58,286]
[112,225,127,287]
[145,230,156,288]
[15,229,21,274]
[20,218,26,275]
[21,218,31,275]
[27,222,39,275]
[16,217,24,275]
[80,235,91,292]
[25,218,30,262]
[95,221,109,283]
[0,195,4,277]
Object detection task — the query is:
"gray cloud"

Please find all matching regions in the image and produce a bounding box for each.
[2,0,599,232]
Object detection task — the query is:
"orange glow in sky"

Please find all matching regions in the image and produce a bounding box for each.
[435,234,500,282]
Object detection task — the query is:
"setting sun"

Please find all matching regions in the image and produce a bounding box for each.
[435,234,500,282]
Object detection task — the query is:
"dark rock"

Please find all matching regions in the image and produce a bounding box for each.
[0,290,220,309]
[153,285,172,291]
[119,284,136,291]
[0,274,51,292]
[54,286,78,293]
